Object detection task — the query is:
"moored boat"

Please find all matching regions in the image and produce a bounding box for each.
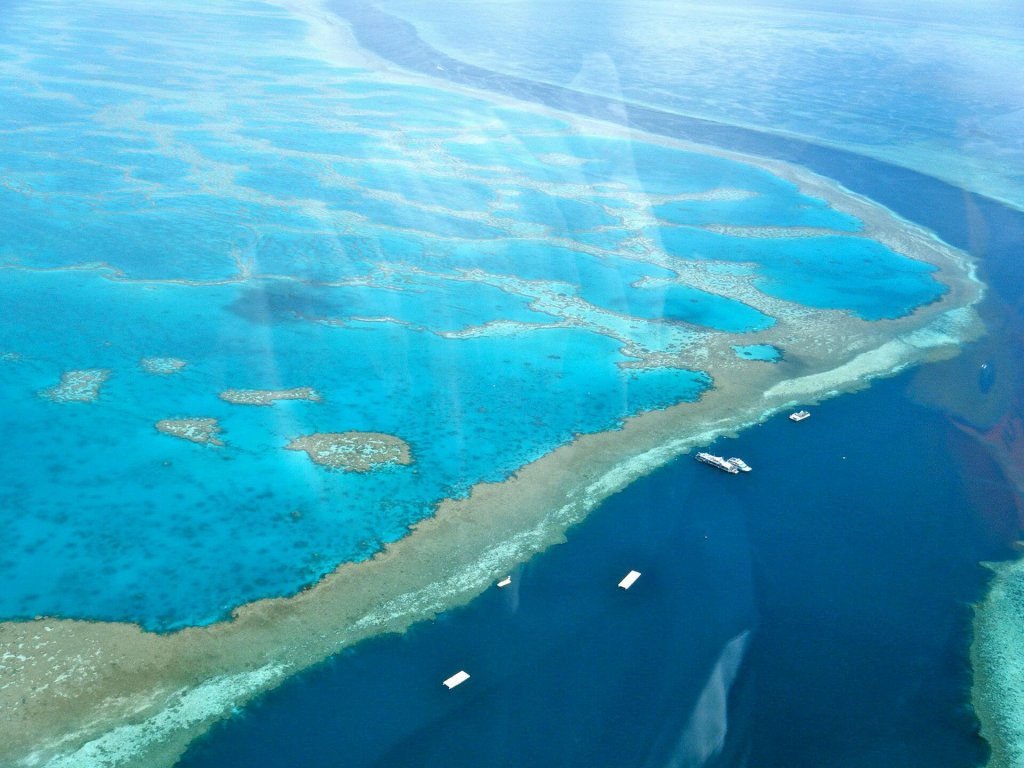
[443,670,470,689]
[695,451,740,474]
[618,570,641,589]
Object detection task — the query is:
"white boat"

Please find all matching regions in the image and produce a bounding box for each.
[443,670,470,689]
[618,570,642,590]
[789,410,811,422]
[727,457,751,472]
[496,576,512,588]
[695,452,740,474]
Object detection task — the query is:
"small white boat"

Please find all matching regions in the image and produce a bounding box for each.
[789,410,811,422]
[727,457,751,472]
[496,576,512,588]
[618,570,642,590]
[443,670,470,689]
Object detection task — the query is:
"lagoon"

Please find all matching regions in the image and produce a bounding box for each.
[0,1,1010,767]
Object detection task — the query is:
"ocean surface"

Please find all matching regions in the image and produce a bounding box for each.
[1,0,1021,766]
[178,2,1022,767]
[177,367,1009,768]
[0,0,947,631]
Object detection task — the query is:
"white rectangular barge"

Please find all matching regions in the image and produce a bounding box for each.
[618,570,642,589]
[443,670,470,689]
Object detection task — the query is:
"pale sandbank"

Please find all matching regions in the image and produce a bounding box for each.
[140,357,187,375]
[38,369,111,403]
[286,431,412,471]
[155,418,225,446]
[219,387,322,405]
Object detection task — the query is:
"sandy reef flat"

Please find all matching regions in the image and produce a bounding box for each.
[219,387,322,405]
[286,431,412,471]
[140,357,187,375]
[972,554,1024,768]
[38,369,111,403]
[155,418,225,446]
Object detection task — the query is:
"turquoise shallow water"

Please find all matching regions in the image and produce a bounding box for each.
[656,227,946,320]
[0,0,949,630]
[732,344,782,362]
[0,267,709,628]
[654,194,863,230]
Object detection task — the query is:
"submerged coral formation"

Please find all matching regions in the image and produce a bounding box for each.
[286,432,412,472]
[38,369,111,403]
[219,387,321,405]
[156,418,225,446]
[140,357,187,375]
